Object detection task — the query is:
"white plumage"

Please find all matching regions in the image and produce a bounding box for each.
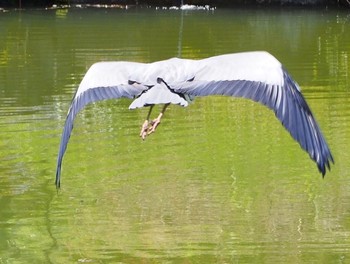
[55,51,333,188]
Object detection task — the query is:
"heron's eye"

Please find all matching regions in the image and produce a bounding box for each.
[187,76,195,82]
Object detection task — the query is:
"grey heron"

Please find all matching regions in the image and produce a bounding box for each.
[55,51,333,188]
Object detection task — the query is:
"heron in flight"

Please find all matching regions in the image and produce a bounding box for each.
[55,51,333,188]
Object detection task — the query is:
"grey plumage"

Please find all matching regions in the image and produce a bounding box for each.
[55,51,333,188]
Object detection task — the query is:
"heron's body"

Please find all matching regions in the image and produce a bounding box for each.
[55,51,333,188]
[129,80,190,109]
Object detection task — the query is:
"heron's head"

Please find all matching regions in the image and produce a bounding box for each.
[157,77,171,85]
[157,77,163,84]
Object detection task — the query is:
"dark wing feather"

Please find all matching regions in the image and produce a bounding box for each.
[174,69,333,176]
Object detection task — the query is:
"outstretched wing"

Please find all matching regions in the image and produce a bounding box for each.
[173,51,334,175]
[55,62,147,188]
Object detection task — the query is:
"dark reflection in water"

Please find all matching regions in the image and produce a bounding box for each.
[0,7,349,263]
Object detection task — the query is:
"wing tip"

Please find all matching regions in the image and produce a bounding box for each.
[318,153,334,178]
[55,165,61,189]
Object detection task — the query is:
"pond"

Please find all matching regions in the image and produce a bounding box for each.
[0,6,350,263]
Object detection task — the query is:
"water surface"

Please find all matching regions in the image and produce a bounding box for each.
[1,7,350,263]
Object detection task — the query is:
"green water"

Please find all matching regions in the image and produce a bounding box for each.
[0,7,349,263]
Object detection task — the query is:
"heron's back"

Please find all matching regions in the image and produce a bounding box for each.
[128,83,188,109]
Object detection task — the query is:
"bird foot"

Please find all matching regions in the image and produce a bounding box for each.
[140,116,162,140]
[148,117,161,134]
[140,120,150,140]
